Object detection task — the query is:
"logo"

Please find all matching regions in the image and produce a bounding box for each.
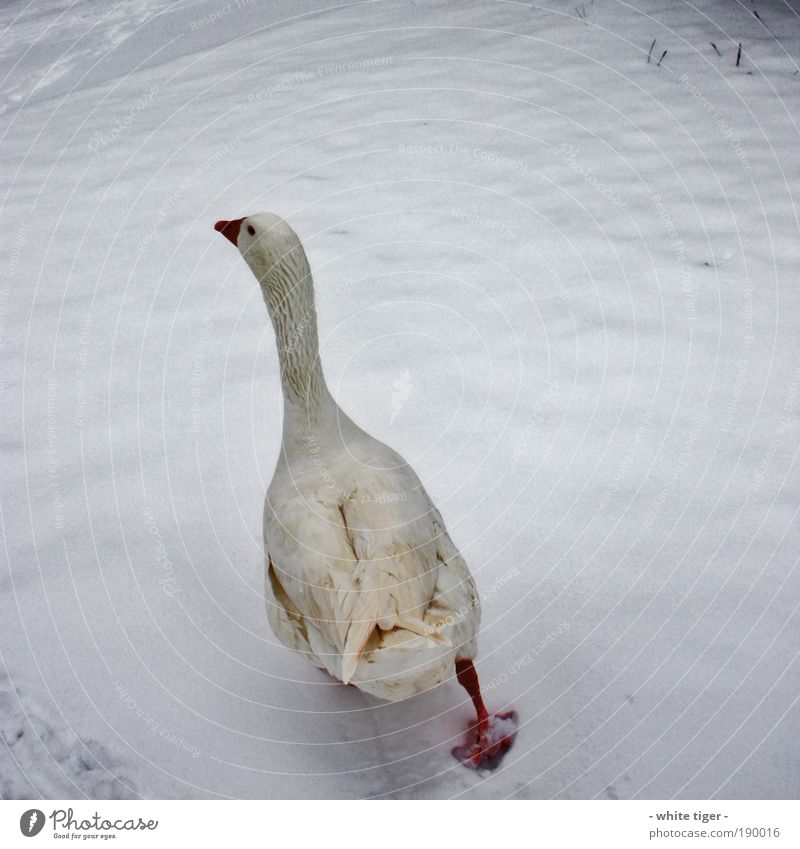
[390,370,413,425]
[19,809,45,837]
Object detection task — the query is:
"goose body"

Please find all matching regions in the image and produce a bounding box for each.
[265,414,478,701]
[215,212,516,766]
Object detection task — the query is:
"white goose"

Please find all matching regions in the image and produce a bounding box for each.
[215,212,517,767]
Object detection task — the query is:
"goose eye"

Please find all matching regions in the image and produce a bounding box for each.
[247,225,255,236]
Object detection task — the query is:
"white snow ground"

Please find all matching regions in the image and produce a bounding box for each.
[1,0,798,800]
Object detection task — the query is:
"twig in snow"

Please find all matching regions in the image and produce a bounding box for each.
[752,10,775,37]
[710,42,721,57]
[736,43,742,67]
[657,50,667,67]
[647,38,656,63]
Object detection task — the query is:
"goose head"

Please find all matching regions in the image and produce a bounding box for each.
[214,212,314,319]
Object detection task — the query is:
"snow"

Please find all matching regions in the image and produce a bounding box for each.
[1,0,798,799]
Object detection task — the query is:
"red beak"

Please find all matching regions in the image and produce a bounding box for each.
[214,218,244,247]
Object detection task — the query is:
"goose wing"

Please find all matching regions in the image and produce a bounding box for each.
[264,481,460,682]
[336,486,452,682]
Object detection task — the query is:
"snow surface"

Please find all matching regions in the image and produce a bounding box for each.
[1,0,798,799]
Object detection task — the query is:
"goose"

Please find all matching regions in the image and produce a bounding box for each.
[214,212,517,768]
